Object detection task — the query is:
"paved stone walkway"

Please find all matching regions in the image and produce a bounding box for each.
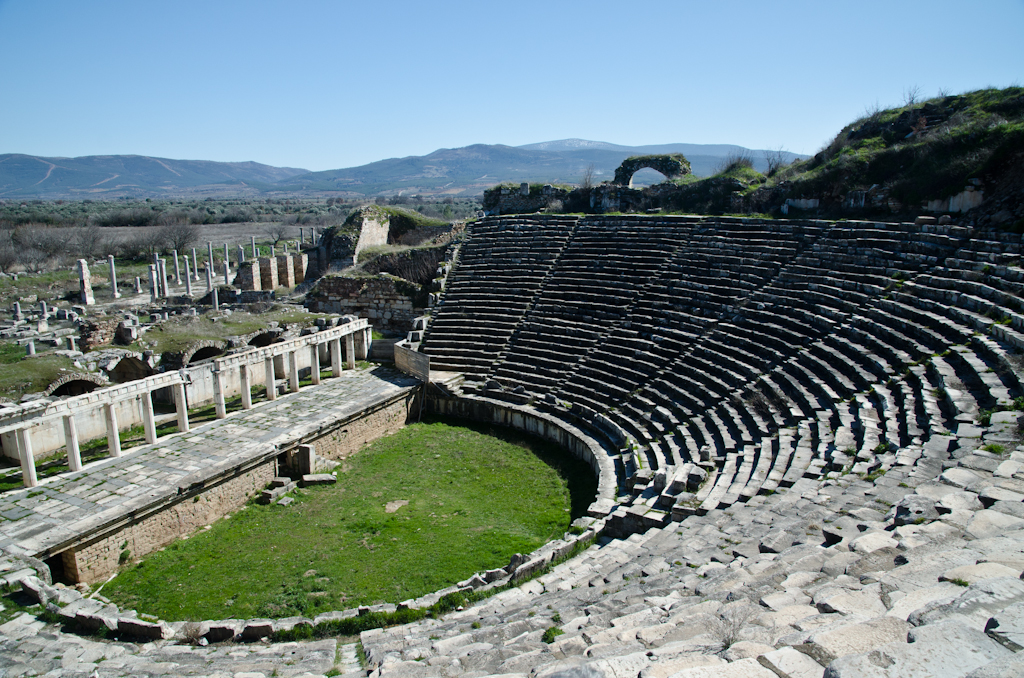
[0,365,420,558]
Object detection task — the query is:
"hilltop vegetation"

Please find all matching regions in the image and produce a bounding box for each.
[629,86,1024,224]
[777,86,1024,211]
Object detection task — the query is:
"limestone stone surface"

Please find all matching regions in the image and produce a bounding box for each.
[823,620,1011,677]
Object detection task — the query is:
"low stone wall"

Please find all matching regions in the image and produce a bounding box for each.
[307,391,417,461]
[62,456,278,583]
[428,394,617,517]
[56,388,419,584]
[305,275,421,333]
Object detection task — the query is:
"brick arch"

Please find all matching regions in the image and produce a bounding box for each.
[44,372,109,397]
[613,154,691,188]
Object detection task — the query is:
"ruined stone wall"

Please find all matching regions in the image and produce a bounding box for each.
[78,319,121,351]
[353,208,390,259]
[235,261,262,291]
[363,245,448,285]
[484,184,571,215]
[292,253,308,284]
[307,393,415,461]
[63,457,278,583]
[305,275,420,333]
[276,255,295,288]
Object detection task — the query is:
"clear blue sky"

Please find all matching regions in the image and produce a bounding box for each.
[1,0,1021,171]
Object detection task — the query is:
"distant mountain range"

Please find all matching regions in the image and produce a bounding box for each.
[0,141,807,199]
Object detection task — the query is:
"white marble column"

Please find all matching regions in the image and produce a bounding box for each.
[265,356,277,401]
[104,402,122,458]
[63,415,82,472]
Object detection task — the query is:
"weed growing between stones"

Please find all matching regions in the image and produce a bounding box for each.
[541,626,564,644]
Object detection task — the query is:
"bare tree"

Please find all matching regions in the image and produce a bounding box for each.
[70,225,115,260]
[268,222,291,245]
[159,222,201,253]
[580,164,595,190]
[763,146,789,177]
[861,100,883,123]
[0,234,17,273]
[20,248,48,273]
[119,230,168,260]
[903,85,922,107]
[12,227,67,259]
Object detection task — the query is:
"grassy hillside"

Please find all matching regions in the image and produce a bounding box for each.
[631,87,1024,222]
[777,87,1024,209]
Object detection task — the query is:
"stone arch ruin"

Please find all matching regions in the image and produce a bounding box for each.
[246,331,280,348]
[45,372,108,397]
[613,153,691,187]
[107,355,156,384]
[162,340,227,369]
[186,343,226,365]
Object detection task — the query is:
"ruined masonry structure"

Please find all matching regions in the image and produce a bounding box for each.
[276,254,295,288]
[259,256,278,291]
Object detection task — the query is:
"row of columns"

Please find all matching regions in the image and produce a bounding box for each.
[221,329,365,415]
[13,326,372,487]
[78,231,322,306]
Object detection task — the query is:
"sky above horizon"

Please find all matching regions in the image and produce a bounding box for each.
[1,0,1021,172]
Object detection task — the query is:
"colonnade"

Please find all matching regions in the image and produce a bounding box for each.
[1,320,372,488]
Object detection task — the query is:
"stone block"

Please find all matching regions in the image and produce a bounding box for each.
[941,562,1023,586]
[758,647,824,678]
[823,619,1010,677]
[910,577,1024,630]
[74,609,118,633]
[117,617,172,640]
[667,656,777,677]
[963,652,1024,677]
[17,575,52,605]
[241,618,275,640]
[984,600,1024,651]
[301,473,337,486]
[814,589,887,617]
[204,619,242,642]
[809,616,911,660]
[967,510,1024,539]
[893,495,939,525]
[850,532,898,554]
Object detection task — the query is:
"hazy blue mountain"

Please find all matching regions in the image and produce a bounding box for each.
[279,140,809,196]
[0,141,809,199]
[0,154,308,198]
